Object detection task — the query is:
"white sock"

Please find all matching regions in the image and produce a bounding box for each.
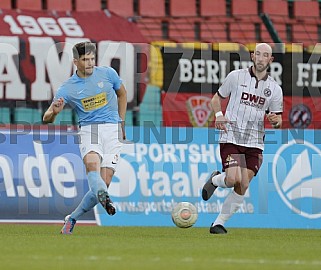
[213,190,244,226]
[212,172,227,188]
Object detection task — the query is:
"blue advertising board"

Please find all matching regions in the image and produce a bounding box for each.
[1,126,320,228]
[97,127,321,229]
[0,127,94,222]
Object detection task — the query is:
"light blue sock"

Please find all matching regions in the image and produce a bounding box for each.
[70,190,98,220]
[87,171,108,195]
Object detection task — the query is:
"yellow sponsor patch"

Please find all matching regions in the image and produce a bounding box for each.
[81,92,107,111]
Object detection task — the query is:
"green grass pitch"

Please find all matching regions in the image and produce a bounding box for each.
[0,224,321,270]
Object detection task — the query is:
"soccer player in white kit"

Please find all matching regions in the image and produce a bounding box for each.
[202,43,283,234]
[43,42,127,234]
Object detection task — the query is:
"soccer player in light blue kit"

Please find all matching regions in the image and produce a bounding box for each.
[43,41,127,234]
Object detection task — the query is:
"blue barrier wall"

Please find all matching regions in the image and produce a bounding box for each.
[0,128,94,222]
[98,127,321,229]
[0,127,320,228]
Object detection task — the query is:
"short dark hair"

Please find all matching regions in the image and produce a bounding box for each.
[72,42,96,59]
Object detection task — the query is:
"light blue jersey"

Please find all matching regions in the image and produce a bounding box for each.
[54,66,122,126]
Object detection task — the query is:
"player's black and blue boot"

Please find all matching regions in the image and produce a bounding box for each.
[97,190,116,215]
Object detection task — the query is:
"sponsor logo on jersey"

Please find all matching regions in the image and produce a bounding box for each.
[263,88,271,97]
[81,92,107,111]
[240,92,266,109]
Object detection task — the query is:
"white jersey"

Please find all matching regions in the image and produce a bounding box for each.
[218,67,283,150]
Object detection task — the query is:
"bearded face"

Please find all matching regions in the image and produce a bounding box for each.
[253,60,270,73]
[252,44,273,73]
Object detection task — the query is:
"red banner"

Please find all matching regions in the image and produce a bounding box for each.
[162,92,321,129]
[161,92,217,127]
[283,96,321,129]
[156,43,321,129]
[0,9,146,42]
[0,9,147,108]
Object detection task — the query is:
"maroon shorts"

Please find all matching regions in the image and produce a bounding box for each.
[220,143,263,175]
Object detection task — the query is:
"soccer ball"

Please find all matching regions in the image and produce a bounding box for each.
[171,202,198,228]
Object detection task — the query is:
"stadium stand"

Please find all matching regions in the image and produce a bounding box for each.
[0,0,11,9]
[53,109,73,125]
[231,0,258,16]
[230,0,262,44]
[46,0,72,11]
[139,0,165,16]
[260,0,293,43]
[14,108,42,124]
[201,18,228,42]
[138,85,162,125]
[2,0,321,125]
[291,0,320,47]
[229,20,259,45]
[198,0,229,42]
[169,0,197,17]
[136,0,166,41]
[6,0,320,46]
[260,0,289,16]
[169,18,200,42]
[74,0,101,12]
[136,18,165,41]
[199,0,226,17]
[16,0,42,10]
[0,108,11,124]
[107,0,135,17]
[165,0,198,41]
[292,24,319,47]
[292,0,319,18]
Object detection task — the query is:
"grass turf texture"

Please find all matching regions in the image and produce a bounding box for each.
[0,225,321,270]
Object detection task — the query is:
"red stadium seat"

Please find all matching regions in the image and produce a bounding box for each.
[47,0,72,11]
[293,24,318,47]
[293,1,319,18]
[17,0,42,11]
[74,0,101,11]
[108,0,134,17]
[136,18,165,42]
[291,1,319,48]
[169,19,197,42]
[229,0,261,44]
[230,22,258,44]
[261,0,293,44]
[200,0,226,16]
[201,19,228,42]
[270,22,292,43]
[261,0,288,16]
[139,0,165,17]
[232,0,258,16]
[260,28,274,44]
[170,0,196,17]
[0,0,11,9]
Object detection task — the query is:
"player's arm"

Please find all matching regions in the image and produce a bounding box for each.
[43,98,65,123]
[211,92,223,115]
[211,92,229,132]
[116,84,127,139]
[267,86,283,129]
[267,112,282,129]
